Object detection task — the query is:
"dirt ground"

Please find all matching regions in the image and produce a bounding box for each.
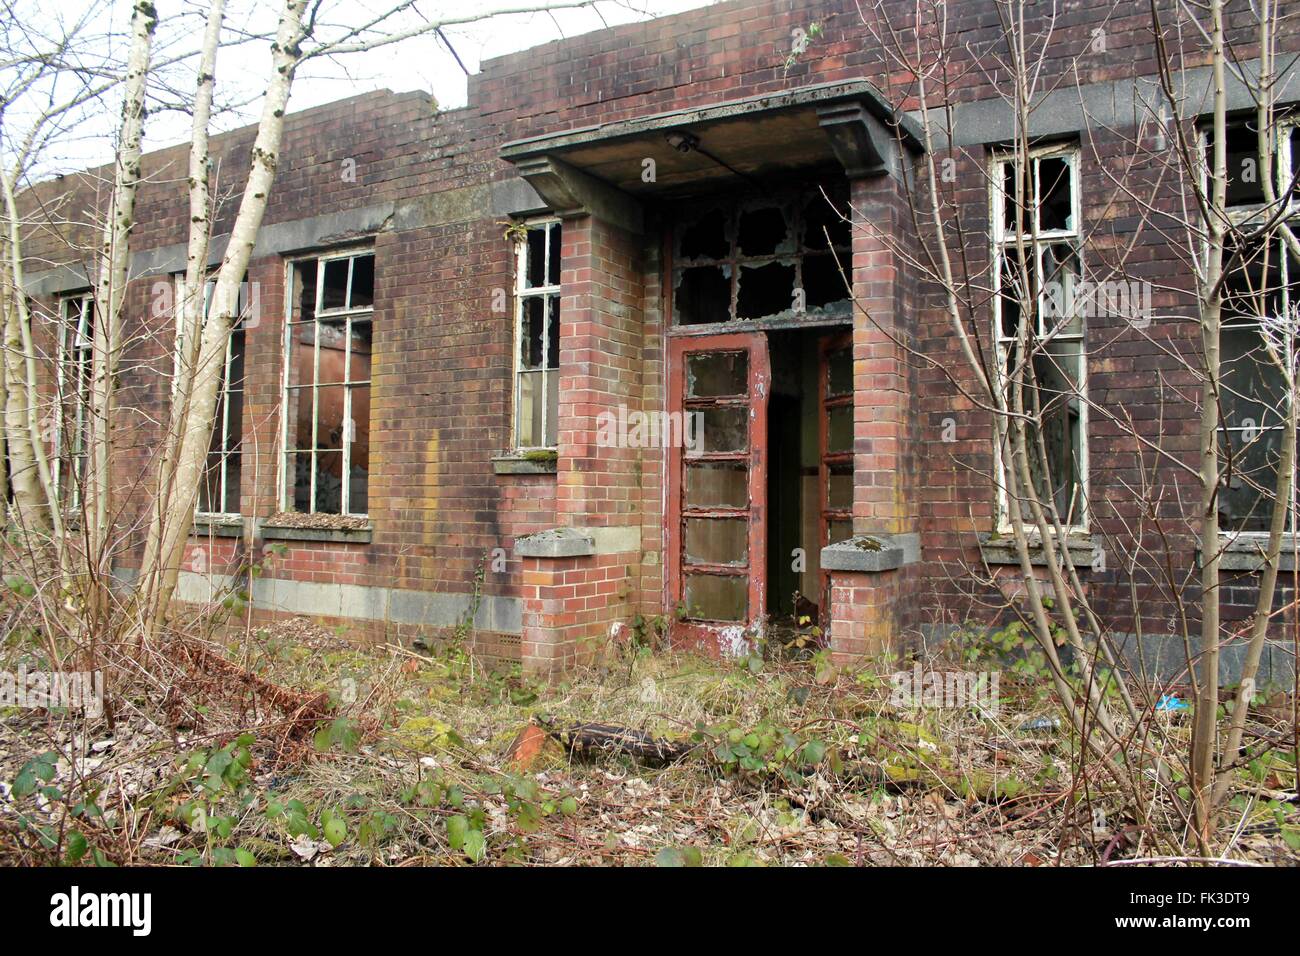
[1,615,1296,866]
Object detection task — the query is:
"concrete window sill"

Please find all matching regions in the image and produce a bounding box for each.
[192,516,244,538]
[977,531,1098,567]
[261,521,373,545]
[492,453,558,475]
[1204,534,1298,573]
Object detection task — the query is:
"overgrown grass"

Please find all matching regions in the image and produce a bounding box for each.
[1,608,1296,866]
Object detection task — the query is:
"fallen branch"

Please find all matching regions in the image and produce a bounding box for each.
[536,716,697,764]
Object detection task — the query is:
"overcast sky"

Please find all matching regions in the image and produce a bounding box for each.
[21,0,718,172]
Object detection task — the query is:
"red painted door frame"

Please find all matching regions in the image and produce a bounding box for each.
[818,331,854,623]
[666,333,770,653]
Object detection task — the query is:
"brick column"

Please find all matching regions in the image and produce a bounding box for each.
[822,170,919,663]
[514,209,646,673]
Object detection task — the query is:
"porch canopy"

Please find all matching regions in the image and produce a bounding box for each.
[495,79,924,226]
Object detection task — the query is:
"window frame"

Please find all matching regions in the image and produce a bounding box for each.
[54,292,95,507]
[512,217,562,452]
[1200,118,1300,541]
[175,278,251,518]
[1215,239,1299,542]
[989,142,1090,534]
[279,247,375,517]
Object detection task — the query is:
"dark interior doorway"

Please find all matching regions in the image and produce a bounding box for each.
[764,326,851,625]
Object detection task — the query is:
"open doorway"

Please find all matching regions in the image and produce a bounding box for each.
[765,327,852,630]
[665,325,851,652]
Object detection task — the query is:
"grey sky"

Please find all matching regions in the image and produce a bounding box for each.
[104,1,715,164]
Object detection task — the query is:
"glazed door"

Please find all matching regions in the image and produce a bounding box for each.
[666,334,770,651]
[818,333,854,615]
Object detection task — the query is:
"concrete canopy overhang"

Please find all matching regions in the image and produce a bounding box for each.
[497,79,923,224]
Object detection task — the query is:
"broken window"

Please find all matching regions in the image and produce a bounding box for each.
[284,250,374,515]
[514,219,561,449]
[1202,118,1300,210]
[992,145,1087,529]
[1218,235,1297,533]
[671,186,851,325]
[56,293,95,506]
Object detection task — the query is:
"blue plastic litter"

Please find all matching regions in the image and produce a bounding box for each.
[1156,694,1190,713]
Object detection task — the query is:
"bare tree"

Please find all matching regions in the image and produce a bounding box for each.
[855,0,1298,850]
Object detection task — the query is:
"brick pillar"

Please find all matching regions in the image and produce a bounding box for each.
[822,171,918,663]
[827,569,901,664]
[515,211,645,673]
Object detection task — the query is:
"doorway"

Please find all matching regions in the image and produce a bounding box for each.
[666,325,852,650]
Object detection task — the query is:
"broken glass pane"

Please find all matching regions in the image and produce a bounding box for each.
[321,258,350,311]
[198,453,223,514]
[349,428,369,516]
[544,371,558,447]
[547,223,562,285]
[675,265,731,324]
[1291,127,1300,186]
[737,205,790,256]
[290,451,312,512]
[802,194,852,250]
[686,461,748,508]
[802,253,850,311]
[1003,160,1031,235]
[285,386,312,450]
[1215,123,1267,207]
[1029,347,1084,524]
[296,260,318,321]
[546,296,559,368]
[999,250,1029,340]
[526,226,547,288]
[685,517,748,566]
[736,260,796,320]
[687,351,747,397]
[684,572,746,621]
[678,207,730,260]
[228,328,246,392]
[1037,156,1073,232]
[350,255,375,308]
[1223,237,1285,322]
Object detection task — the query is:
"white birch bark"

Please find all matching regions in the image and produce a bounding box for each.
[86,0,157,573]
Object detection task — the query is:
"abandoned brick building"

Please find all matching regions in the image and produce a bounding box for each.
[17,0,1300,677]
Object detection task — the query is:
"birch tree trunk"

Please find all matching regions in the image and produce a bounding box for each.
[141,0,309,636]
[139,0,226,613]
[1190,0,1228,843]
[0,259,40,526]
[87,0,157,577]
